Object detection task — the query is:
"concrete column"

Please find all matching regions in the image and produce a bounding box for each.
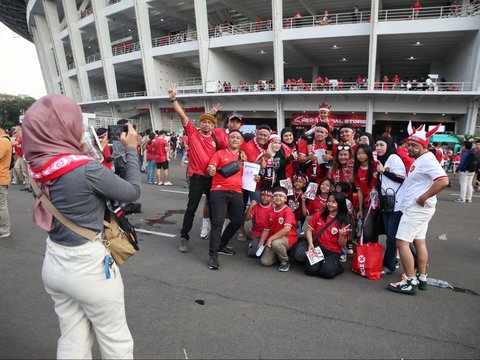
[134,0,158,95]
[31,15,61,94]
[311,67,318,84]
[91,0,118,99]
[464,100,479,134]
[367,0,379,90]
[194,0,209,90]
[272,0,284,92]
[366,97,374,133]
[62,0,92,101]
[42,2,72,97]
[470,32,480,92]
[149,102,162,131]
[276,98,285,131]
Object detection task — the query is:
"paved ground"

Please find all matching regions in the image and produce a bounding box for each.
[1,157,479,359]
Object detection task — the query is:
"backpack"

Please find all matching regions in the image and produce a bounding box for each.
[465,151,480,172]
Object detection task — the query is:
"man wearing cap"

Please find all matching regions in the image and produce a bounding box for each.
[168,83,226,253]
[387,123,448,295]
[0,119,12,238]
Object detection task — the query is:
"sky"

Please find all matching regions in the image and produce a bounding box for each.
[0,22,47,99]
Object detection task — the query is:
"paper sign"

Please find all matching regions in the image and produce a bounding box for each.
[280,178,294,196]
[242,162,261,192]
[305,182,318,200]
[306,246,325,265]
[315,149,326,164]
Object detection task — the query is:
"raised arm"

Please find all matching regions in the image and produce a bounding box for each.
[168,83,188,125]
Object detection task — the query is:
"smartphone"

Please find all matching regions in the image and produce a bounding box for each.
[107,124,128,141]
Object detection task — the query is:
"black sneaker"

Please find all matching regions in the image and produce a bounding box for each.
[278,261,290,272]
[208,256,219,270]
[218,247,235,256]
[416,273,428,291]
[387,277,418,295]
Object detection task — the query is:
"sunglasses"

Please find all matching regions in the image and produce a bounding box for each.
[337,145,351,151]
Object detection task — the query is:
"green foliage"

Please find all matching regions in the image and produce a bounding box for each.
[0,94,36,127]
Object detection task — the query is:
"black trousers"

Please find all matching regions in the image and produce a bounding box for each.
[304,244,344,279]
[208,190,244,257]
[180,174,212,240]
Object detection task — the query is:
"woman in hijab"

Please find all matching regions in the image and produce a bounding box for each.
[22,95,141,358]
[270,127,298,187]
[375,136,406,275]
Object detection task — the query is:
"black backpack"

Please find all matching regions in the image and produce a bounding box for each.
[465,151,480,172]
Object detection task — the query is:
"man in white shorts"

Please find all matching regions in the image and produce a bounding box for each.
[387,123,448,295]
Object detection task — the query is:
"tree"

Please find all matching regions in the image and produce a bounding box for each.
[0,94,36,127]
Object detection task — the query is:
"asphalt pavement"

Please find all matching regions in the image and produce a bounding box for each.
[1,157,479,359]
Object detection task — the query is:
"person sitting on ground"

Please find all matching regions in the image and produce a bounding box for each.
[245,189,273,258]
[257,187,298,272]
[304,191,351,279]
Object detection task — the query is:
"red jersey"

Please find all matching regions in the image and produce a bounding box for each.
[208,149,243,194]
[153,138,168,163]
[330,160,354,184]
[211,128,229,150]
[101,145,112,170]
[308,213,342,254]
[242,138,267,190]
[250,203,273,237]
[14,137,23,157]
[145,142,155,161]
[287,191,304,222]
[282,144,295,181]
[265,205,298,248]
[184,120,219,177]
[306,195,327,215]
[354,164,378,208]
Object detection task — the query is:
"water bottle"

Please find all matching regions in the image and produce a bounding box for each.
[426,278,453,289]
[82,126,104,162]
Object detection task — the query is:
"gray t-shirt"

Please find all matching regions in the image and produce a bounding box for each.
[48,147,141,246]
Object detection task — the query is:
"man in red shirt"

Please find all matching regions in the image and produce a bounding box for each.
[297,123,334,183]
[168,83,223,253]
[241,125,271,203]
[257,187,298,272]
[206,130,245,270]
[153,130,171,186]
[11,125,30,191]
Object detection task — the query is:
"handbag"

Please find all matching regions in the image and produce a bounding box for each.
[351,242,383,280]
[217,154,241,178]
[31,181,138,266]
[379,174,403,213]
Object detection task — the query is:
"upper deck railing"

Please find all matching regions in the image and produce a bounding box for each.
[86,53,101,64]
[152,31,198,48]
[112,42,140,56]
[378,4,480,21]
[209,20,272,38]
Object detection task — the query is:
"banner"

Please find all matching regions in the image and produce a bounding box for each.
[291,113,367,127]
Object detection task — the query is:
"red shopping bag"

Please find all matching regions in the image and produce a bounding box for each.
[351,243,383,280]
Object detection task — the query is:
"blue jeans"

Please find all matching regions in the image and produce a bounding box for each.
[382,210,403,272]
[146,160,156,183]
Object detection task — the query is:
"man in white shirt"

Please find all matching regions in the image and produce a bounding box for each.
[387,123,448,295]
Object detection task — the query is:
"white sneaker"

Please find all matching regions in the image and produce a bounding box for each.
[164,181,173,186]
[200,224,211,239]
[454,198,465,203]
[157,182,163,186]
[0,233,11,238]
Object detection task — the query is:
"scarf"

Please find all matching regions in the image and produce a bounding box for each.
[22,95,92,231]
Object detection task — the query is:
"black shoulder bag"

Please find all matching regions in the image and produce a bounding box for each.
[379,174,403,213]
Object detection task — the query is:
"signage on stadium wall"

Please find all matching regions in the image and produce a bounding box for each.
[291,113,367,127]
[161,107,205,113]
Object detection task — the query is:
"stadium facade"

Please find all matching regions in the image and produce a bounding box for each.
[2,0,480,137]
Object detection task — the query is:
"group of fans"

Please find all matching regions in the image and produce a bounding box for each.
[167,83,477,295]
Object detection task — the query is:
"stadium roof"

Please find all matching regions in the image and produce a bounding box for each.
[0,0,31,41]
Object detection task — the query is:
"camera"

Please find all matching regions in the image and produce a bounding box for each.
[107,124,128,141]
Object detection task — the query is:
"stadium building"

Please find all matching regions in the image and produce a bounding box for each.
[1,0,480,139]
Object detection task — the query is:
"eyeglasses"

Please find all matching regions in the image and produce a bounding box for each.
[337,145,351,151]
